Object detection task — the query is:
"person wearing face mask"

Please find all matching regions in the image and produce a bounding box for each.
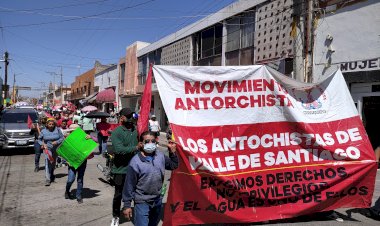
[122,131,179,226]
[110,108,139,226]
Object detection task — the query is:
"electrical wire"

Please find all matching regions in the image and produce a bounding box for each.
[0,0,156,28]
[4,29,118,61]
[0,0,111,13]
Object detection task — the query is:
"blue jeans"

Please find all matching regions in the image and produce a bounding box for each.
[97,134,108,154]
[44,149,57,182]
[34,141,42,168]
[134,198,162,226]
[66,160,87,199]
[371,197,380,215]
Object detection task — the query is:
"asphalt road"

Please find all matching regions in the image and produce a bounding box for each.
[0,138,379,226]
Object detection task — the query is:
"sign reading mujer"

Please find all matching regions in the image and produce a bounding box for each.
[153,65,377,225]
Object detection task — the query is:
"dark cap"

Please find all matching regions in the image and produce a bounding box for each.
[119,108,133,117]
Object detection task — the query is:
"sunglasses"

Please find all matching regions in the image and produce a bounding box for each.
[144,139,157,144]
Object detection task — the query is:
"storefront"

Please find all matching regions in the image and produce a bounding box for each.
[96,87,116,113]
[346,68,380,149]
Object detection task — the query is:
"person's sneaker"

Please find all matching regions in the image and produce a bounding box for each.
[326,211,344,222]
[334,217,344,222]
[110,217,119,226]
[369,208,380,219]
[45,180,51,186]
[77,197,83,204]
[34,167,39,172]
[64,191,75,200]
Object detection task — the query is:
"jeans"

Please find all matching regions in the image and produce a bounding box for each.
[371,197,380,215]
[97,134,108,154]
[112,174,126,217]
[34,141,42,168]
[44,149,57,182]
[134,198,162,226]
[66,160,87,199]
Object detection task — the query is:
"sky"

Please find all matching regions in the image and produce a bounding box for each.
[0,0,236,99]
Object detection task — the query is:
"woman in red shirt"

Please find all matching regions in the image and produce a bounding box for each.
[96,117,111,155]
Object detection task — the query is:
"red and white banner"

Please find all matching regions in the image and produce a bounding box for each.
[153,65,377,225]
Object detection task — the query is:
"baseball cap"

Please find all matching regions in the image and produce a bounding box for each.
[119,108,133,117]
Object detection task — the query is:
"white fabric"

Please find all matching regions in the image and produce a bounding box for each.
[153,65,357,127]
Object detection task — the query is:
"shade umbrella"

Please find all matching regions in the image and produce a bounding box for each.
[81,105,98,112]
[53,105,62,111]
[84,111,110,118]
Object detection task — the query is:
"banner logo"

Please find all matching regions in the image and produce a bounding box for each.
[292,86,329,118]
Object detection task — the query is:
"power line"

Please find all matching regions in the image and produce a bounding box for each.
[4,29,118,61]
[0,0,156,28]
[0,0,111,13]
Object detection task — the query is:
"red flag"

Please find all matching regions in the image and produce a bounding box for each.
[137,64,153,136]
[27,114,33,129]
[44,148,54,163]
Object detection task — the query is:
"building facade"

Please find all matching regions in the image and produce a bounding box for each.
[119,41,150,112]
[136,0,295,129]
[94,64,118,112]
[313,0,380,148]
[69,68,95,108]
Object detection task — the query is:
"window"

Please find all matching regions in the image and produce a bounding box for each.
[1,112,38,123]
[200,24,222,59]
[201,27,214,58]
[241,11,254,50]
[138,56,148,85]
[226,17,240,52]
[120,63,125,89]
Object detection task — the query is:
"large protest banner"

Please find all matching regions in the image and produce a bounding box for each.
[153,65,378,225]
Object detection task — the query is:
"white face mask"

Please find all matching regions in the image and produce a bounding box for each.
[143,143,156,154]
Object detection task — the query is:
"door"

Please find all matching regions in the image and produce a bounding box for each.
[362,96,380,149]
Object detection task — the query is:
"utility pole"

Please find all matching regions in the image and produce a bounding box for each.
[12,73,16,103]
[60,66,63,105]
[293,0,305,82]
[3,52,9,101]
[305,0,314,82]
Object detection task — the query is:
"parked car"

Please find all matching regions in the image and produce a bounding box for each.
[0,108,38,150]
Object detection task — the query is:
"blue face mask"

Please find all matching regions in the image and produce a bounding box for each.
[143,143,156,154]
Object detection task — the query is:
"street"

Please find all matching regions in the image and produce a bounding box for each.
[0,143,379,226]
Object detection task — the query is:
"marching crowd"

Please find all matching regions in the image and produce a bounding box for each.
[31,106,178,226]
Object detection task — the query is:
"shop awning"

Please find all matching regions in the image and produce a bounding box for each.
[79,92,98,105]
[96,87,116,103]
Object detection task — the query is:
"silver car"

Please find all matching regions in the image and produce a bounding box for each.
[0,108,38,149]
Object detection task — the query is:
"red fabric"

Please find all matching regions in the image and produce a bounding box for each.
[44,149,54,163]
[44,111,52,118]
[57,119,72,128]
[109,123,120,132]
[137,65,153,136]
[163,116,377,225]
[96,88,116,103]
[96,122,111,136]
[27,115,33,129]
